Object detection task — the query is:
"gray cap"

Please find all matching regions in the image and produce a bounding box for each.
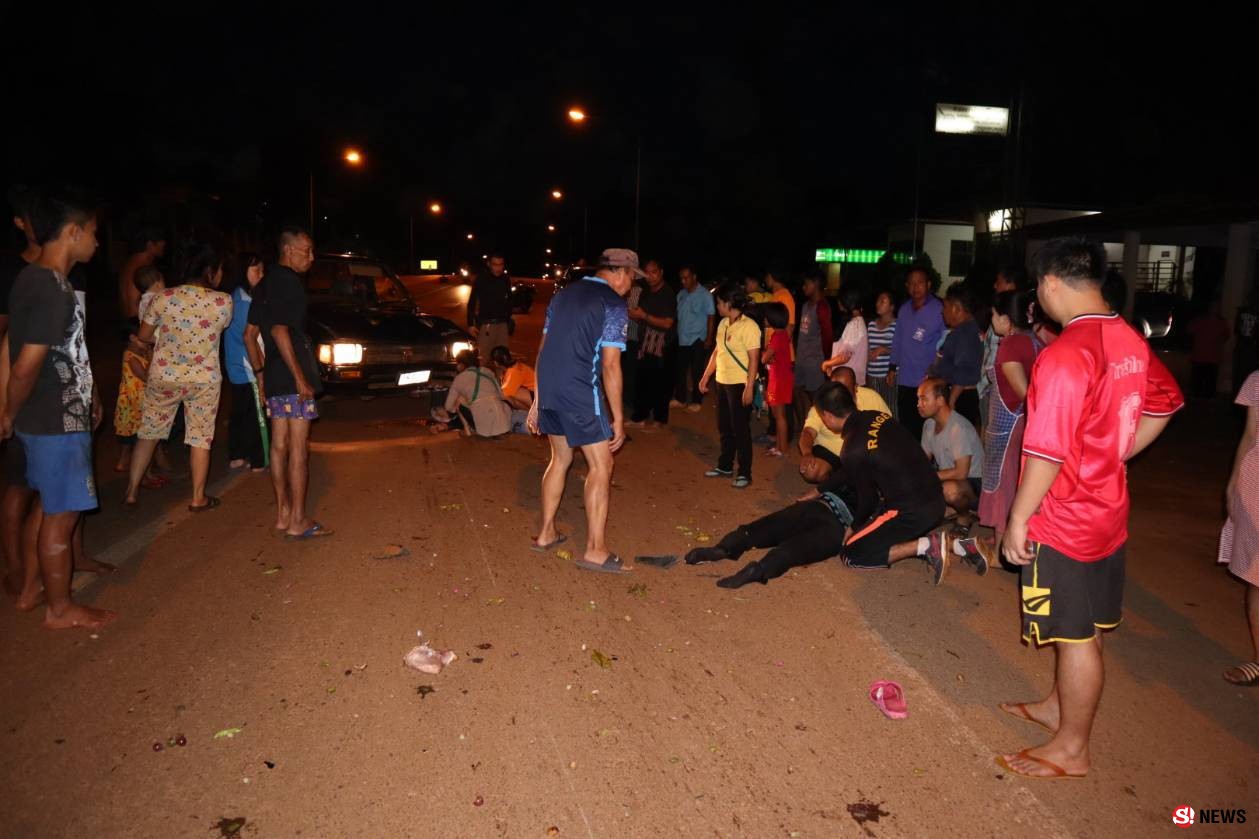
[600,248,647,279]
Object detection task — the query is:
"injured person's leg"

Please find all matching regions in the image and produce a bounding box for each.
[707,500,850,589]
[685,526,752,565]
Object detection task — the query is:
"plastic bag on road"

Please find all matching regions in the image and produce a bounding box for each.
[404,643,457,674]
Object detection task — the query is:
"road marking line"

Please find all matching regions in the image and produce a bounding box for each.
[446,451,499,592]
[72,470,249,595]
[543,719,596,839]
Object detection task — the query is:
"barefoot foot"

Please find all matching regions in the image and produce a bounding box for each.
[42,603,117,630]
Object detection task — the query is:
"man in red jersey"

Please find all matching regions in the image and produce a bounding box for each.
[996,238,1183,780]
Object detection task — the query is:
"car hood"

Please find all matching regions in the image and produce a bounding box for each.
[308,300,467,344]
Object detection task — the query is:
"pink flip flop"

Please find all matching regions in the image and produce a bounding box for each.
[869,680,908,720]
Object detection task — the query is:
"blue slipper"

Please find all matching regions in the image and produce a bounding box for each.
[286,522,334,541]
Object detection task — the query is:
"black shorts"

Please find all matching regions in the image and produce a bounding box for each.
[843,498,945,569]
[1021,542,1125,645]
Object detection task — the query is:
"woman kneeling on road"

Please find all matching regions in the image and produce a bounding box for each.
[431,349,512,437]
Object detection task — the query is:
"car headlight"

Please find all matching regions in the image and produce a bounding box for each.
[448,340,474,360]
[318,342,364,366]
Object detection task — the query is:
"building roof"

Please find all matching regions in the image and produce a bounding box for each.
[1019,198,1259,247]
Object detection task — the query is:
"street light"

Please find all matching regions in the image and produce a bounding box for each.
[466,232,474,240]
[560,106,643,251]
[309,147,366,233]
[429,202,443,214]
[547,224,556,232]
[545,248,552,254]
[551,189,564,200]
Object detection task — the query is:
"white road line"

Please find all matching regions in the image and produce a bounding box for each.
[445,451,499,592]
[72,470,249,595]
[543,719,597,839]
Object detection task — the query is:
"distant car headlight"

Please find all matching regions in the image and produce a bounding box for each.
[448,340,474,360]
[318,342,364,366]
[459,268,469,277]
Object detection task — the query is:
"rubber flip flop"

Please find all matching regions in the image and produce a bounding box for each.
[188,496,221,513]
[995,750,1086,780]
[286,522,334,541]
[869,680,908,719]
[575,554,629,574]
[1223,661,1259,686]
[999,702,1054,733]
[530,534,568,554]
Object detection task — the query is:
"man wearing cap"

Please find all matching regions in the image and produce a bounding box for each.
[527,249,638,574]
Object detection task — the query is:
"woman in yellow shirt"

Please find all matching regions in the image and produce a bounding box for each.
[699,283,762,488]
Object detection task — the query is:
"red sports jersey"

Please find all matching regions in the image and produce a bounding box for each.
[1022,312,1183,561]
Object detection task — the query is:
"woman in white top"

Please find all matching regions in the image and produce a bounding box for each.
[430,350,512,437]
[822,285,868,385]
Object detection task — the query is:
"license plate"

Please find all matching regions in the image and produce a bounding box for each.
[397,370,431,386]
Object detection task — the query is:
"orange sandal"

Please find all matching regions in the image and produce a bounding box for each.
[995,750,1086,780]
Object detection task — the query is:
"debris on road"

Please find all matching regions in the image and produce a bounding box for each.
[372,544,410,559]
[404,643,457,674]
[627,582,649,597]
[590,650,614,669]
[213,727,244,740]
[214,817,247,837]
[416,685,436,699]
[556,549,573,562]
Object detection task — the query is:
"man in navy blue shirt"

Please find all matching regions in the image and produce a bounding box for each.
[528,248,638,574]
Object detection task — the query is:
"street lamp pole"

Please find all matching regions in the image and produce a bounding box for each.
[309,148,363,236]
[567,107,644,254]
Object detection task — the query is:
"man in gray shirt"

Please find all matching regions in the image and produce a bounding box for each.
[916,377,984,526]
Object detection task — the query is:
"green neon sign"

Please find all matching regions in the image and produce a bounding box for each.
[814,248,912,265]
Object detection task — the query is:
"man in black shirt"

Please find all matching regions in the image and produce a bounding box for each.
[687,382,968,588]
[626,259,677,427]
[2,186,113,630]
[467,254,513,361]
[248,227,331,540]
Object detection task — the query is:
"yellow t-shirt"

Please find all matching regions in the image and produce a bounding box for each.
[804,387,892,455]
[500,362,537,399]
[748,291,773,305]
[715,315,762,385]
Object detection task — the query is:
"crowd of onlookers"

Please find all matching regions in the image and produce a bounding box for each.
[1,185,332,630]
[3,180,1257,782]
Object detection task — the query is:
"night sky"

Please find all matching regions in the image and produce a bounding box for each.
[3,5,1253,277]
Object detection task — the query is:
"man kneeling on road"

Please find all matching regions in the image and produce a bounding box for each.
[916,377,985,537]
[689,382,983,588]
[798,366,890,485]
[528,249,639,574]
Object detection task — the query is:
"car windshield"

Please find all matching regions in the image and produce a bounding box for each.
[307,259,412,305]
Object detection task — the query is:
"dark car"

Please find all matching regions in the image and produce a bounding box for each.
[305,253,474,393]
